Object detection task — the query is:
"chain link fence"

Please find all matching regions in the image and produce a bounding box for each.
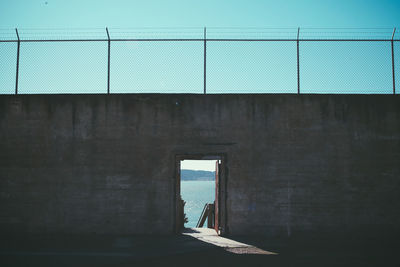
[0,28,398,94]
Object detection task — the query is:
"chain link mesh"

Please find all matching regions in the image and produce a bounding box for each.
[111,41,203,93]
[0,42,17,94]
[0,28,399,95]
[18,41,107,94]
[395,41,400,94]
[207,41,297,93]
[301,41,393,94]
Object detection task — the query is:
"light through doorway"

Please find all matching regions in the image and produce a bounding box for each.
[177,157,224,233]
[180,160,216,228]
[175,155,225,235]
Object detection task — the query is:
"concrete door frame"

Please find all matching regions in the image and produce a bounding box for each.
[174,154,227,236]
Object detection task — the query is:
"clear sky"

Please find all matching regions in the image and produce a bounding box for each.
[0,0,400,28]
[181,160,217,172]
[1,1,400,95]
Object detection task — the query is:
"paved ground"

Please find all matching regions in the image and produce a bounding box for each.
[0,228,399,267]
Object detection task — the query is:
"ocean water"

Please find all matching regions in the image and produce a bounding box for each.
[181,181,215,228]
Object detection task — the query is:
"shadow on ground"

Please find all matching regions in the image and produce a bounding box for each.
[0,229,399,267]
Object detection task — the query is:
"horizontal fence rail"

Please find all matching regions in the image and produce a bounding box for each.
[0,27,398,95]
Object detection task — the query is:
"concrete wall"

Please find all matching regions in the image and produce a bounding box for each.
[0,94,399,237]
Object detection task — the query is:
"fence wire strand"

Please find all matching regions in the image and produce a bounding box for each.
[0,28,398,94]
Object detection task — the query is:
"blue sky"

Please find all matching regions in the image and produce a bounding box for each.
[0,0,400,96]
[0,0,400,28]
[181,160,216,172]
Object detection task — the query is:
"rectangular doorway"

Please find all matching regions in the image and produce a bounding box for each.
[175,155,226,236]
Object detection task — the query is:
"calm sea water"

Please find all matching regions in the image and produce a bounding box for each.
[181,181,215,228]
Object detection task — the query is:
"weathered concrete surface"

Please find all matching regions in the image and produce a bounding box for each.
[0,94,399,237]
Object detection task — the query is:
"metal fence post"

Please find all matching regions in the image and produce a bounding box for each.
[106,27,111,94]
[391,27,396,95]
[297,27,300,94]
[204,27,207,95]
[15,28,20,95]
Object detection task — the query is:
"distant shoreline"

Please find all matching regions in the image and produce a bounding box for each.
[181,180,214,182]
[181,169,215,181]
